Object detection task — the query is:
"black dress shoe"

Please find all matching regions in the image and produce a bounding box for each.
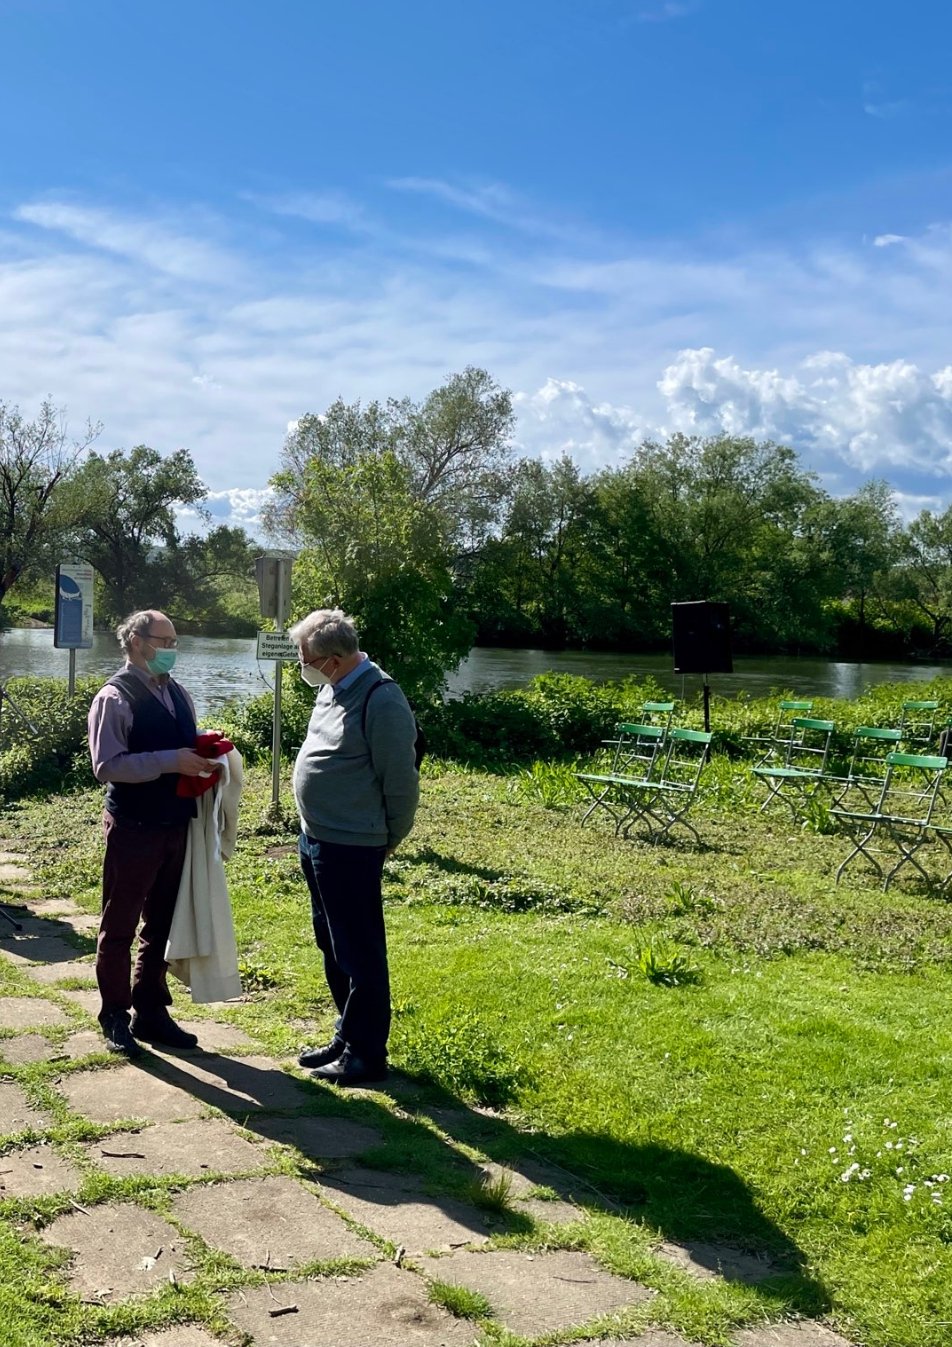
[298,1037,345,1068]
[99,1009,142,1059]
[310,1049,388,1087]
[131,1010,198,1050]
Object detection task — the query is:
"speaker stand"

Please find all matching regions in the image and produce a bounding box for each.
[702,677,711,733]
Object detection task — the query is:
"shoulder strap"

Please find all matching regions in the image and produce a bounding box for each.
[360,678,389,736]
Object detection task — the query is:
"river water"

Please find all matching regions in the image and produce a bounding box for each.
[0,628,948,719]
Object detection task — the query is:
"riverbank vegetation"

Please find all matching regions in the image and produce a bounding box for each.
[3,735,952,1344]
[6,377,952,661]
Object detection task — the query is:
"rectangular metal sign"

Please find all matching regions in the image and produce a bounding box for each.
[254,554,293,625]
[54,562,95,649]
[256,631,298,662]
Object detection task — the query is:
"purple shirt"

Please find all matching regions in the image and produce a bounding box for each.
[87,662,197,784]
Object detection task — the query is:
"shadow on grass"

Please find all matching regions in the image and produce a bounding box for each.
[131,1046,827,1314]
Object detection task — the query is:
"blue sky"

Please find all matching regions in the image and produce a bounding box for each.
[2,0,952,531]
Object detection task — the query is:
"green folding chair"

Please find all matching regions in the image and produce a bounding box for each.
[744,699,815,767]
[831,751,948,890]
[619,727,713,846]
[827,725,902,810]
[640,700,677,732]
[897,700,940,750]
[577,722,666,832]
[752,717,835,818]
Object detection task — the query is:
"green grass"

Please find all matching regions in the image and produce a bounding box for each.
[2,758,952,1345]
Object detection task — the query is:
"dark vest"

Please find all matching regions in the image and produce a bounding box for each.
[104,671,197,826]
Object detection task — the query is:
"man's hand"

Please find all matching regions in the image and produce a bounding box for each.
[175,748,221,777]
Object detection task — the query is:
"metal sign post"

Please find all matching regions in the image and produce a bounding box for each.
[255,553,295,821]
[53,561,95,694]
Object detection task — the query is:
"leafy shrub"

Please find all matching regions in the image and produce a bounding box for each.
[635,932,702,987]
[0,676,100,801]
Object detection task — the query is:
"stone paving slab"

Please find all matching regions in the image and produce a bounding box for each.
[318,1166,503,1252]
[149,1052,313,1111]
[21,898,81,918]
[0,935,83,967]
[62,1030,109,1060]
[261,1112,384,1160]
[23,958,97,986]
[0,1033,58,1064]
[0,1143,82,1197]
[59,1064,206,1124]
[420,1248,652,1338]
[172,1174,376,1268]
[104,1330,222,1347]
[58,987,102,1016]
[659,1239,786,1284]
[583,1337,695,1347]
[734,1325,855,1347]
[226,1261,477,1346]
[0,996,69,1029]
[176,1019,255,1053]
[0,1081,52,1133]
[0,861,31,885]
[39,1201,194,1300]
[86,1117,268,1178]
[478,1160,584,1225]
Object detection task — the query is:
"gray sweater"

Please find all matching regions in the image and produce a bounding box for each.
[292,662,420,848]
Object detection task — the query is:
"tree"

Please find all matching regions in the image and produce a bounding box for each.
[806,481,902,655]
[69,446,208,618]
[0,398,99,603]
[271,447,472,701]
[895,507,952,653]
[265,370,512,698]
[396,366,514,553]
[266,368,514,557]
[630,434,827,648]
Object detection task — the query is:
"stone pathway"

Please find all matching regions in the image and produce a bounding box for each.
[0,872,859,1347]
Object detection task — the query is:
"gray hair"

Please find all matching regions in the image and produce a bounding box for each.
[289,608,359,659]
[116,610,158,655]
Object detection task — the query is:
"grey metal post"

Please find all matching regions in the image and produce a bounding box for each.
[68,648,76,697]
[269,563,287,820]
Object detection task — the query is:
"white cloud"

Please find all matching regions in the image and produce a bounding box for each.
[658,347,952,474]
[4,189,952,507]
[513,379,642,470]
[176,487,273,538]
[14,200,235,283]
[248,190,367,230]
[891,489,947,522]
[873,233,906,248]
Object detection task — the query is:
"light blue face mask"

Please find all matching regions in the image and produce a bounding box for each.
[146,647,177,676]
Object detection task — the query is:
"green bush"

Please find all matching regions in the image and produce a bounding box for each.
[0,676,100,801]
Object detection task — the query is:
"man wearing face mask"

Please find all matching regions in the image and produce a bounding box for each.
[290,608,420,1086]
[87,609,215,1057]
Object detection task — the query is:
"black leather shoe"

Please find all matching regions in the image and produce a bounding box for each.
[131,1010,198,1050]
[298,1037,345,1069]
[310,1049,388,1086]
[99,1009,142,1059]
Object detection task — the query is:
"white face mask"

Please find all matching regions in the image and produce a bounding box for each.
[300,656,333,688]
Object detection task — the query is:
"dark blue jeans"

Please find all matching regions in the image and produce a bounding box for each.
[298,833,390,1063]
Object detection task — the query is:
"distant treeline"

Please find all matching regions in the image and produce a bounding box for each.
[5,379,952,701]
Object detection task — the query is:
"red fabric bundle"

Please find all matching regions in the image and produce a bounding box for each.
[175,729,236,799]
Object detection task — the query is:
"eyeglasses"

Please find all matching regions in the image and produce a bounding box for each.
[143,632,178,649]
[300,653,334,669]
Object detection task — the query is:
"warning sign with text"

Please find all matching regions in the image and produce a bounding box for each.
[256,631,298,662]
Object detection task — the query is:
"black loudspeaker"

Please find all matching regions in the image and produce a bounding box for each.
[672,601,733,674]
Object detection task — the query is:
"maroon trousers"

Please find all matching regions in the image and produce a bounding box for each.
[96,810,189,1015]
